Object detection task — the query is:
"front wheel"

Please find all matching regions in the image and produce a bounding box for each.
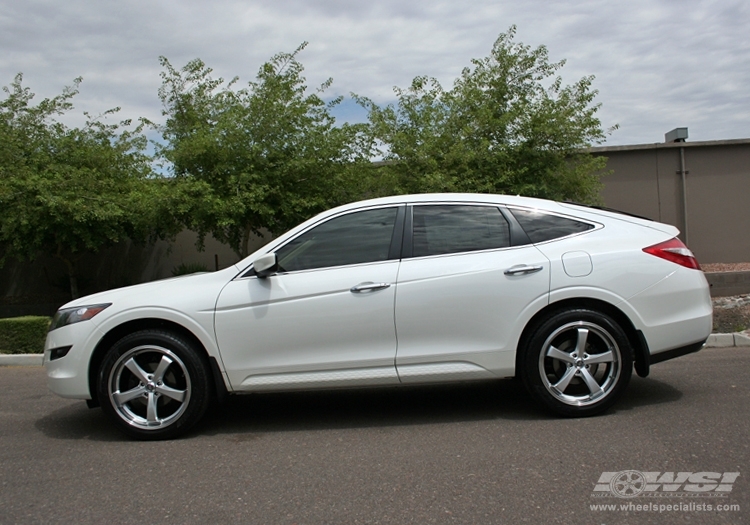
[97,330,212,440]
[521,309,633,417]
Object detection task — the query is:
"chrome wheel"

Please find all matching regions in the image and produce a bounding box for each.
[99,330,212,440]
[538,321,622,407]
[107,344,192,430]
[522,309,632,417]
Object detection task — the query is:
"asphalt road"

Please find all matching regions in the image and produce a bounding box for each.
[1,348,748,525]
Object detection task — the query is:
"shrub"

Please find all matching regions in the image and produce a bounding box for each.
[0,316,50,354]
[171,263,210,276]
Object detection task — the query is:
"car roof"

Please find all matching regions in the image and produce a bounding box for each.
[331,193,562,212]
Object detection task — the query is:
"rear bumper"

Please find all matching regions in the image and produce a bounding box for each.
[633,332,706,378]
[649,339,706,365]
[627,267,712,355]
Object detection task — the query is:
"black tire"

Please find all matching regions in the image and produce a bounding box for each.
[97,330,212,440]
[521,308,633,417]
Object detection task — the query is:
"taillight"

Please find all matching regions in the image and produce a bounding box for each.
[643,238,701,270]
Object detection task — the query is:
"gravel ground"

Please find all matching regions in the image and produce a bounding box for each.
[702,263,750,333]
[702,262,750,272]
[712,293,750,333]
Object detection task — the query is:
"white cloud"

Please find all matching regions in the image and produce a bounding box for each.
[1,0,747,145]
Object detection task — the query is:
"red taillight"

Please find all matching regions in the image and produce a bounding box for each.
[643,238,701,270]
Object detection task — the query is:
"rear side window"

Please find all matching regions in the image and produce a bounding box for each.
[276,207,398,272]
[510,208,594,243]
[412,205,510,257]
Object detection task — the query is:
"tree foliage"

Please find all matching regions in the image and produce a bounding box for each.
[355,26,613,202]
[157,43,372,259]
[1,30,615,301]
[0,74,159,298]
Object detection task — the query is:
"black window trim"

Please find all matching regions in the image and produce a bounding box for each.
[498,206,532,247]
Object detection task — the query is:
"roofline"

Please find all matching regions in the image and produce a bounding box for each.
[587,137,750,153]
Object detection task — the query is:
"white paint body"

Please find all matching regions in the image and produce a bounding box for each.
[44,194,712,399]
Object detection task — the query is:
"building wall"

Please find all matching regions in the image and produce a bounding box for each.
[595,139,750,263]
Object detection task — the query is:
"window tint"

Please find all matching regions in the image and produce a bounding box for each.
[412,205,510,257]
[276,207,398,272]
[510,208,594,243]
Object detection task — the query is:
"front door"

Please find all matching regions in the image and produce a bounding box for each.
[215,206,403,391]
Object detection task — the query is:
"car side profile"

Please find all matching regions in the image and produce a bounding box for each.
[44,193,713,440]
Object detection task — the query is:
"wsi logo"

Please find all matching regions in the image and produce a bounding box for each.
[592,471,740,498]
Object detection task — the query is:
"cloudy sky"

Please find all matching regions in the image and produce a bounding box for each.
[1,0,747,146]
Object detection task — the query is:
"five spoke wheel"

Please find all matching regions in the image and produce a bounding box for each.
[522,309,633,417]
[538,322,621,407]
[98,330,212,440]
[109,346,191,429]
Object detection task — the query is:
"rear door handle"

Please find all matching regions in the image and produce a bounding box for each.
[350,282,391,293]
[504,265,543,276]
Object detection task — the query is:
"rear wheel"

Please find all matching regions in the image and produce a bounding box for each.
[521,309,633,417]
[97,330,212,440]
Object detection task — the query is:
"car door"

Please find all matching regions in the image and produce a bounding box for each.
[215,205,405,391]
[394,203,550,383]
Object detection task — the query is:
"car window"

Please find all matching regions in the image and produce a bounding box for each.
[412,205,510,257]
[276,207,398,272]
[510,208,594,243]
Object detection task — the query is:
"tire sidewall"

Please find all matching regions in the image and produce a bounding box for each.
[97,330,212,440]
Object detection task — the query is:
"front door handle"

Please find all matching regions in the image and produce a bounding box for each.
[350,282,391,293]
[504,265,543,276]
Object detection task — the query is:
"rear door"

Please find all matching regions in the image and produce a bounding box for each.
[394,203,550,382]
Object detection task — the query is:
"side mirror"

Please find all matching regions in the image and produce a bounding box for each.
[253,253,278,278]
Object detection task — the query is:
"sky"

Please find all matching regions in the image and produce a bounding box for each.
[1,0,748,146]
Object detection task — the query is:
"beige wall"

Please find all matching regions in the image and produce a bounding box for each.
[595,139,750,263]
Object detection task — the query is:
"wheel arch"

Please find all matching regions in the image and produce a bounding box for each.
[87,318,228,408]
[515,297,649,378]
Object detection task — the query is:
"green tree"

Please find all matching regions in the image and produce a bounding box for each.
[0,74,160,299]
[355,26,615,202]
[157,43,372,259]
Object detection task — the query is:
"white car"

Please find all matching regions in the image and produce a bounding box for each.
[44,194,712,439]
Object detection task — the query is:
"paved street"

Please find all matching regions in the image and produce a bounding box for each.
[1,348,748,524]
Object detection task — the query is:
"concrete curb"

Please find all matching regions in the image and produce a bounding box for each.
[705,332,750,347]
[0,354,44,366]
[2,334,749,368]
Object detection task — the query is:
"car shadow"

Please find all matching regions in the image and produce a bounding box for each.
[612,375,684,411]
[35,376,684,441]
[198,375,684,437]
[35,402,124,441]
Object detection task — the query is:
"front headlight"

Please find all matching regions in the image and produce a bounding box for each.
[49,303,112,331]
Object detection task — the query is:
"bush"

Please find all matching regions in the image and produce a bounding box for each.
[171,263,210,276]
[0,316,50,354]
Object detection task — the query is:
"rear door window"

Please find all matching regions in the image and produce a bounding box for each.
[412,205,511,257]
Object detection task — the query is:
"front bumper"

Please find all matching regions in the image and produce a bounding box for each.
[44,322,103,399]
